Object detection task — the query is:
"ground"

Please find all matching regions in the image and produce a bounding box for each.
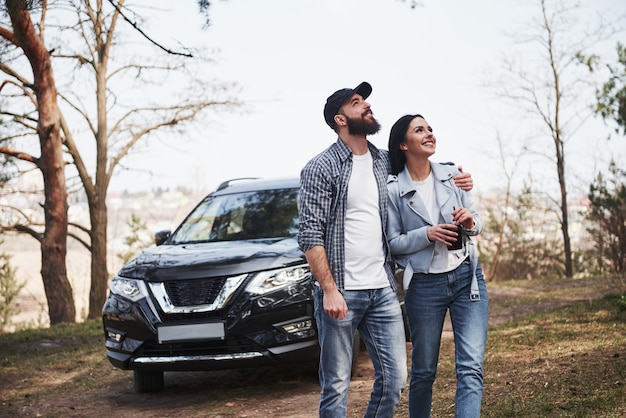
[3,276,622,417]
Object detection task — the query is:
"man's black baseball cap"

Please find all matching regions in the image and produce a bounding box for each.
[323,81,372,129]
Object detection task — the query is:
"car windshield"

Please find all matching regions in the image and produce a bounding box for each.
[170,187,299,244]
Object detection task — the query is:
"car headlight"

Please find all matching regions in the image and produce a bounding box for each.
[109,276,148,302]
[246,266,311,295]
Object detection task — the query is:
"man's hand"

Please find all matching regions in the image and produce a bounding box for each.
[323,288,348,320]
[454,166,473,191]
[305,246,348,320]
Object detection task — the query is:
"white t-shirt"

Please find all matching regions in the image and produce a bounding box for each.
[344,151,389,290]
[413,172,465,274]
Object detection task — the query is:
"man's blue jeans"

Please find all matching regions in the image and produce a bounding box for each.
[406,259,488,418]
[314,285,408,418]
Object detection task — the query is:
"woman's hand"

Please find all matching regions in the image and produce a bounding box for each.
[454,166,473,191]
[452,206,475,229]
[427,224,461,247]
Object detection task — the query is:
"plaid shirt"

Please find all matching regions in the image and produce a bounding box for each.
[298,138,396,292]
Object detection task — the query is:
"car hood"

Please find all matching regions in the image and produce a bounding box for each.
[118,237,305,281]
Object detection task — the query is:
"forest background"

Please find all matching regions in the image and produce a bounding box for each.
[0,0,625,330]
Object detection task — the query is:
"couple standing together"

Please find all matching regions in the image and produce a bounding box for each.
[297,82,489,418]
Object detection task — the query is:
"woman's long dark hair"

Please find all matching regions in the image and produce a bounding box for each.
[388,114,423,175]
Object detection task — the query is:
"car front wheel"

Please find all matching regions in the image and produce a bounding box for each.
[134,370,164,393]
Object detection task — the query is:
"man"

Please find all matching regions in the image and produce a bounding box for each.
[298,81,473,417]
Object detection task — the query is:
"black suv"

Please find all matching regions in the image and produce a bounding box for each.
[103,177,406,392]
[103,178,322,392]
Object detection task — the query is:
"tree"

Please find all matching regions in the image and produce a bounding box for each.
[586,160,626,274]
[0,153,14,184]
[1,1,240,320]
[0,0,76,324]
[593,42,626,135]
[481,180,564,280]
[117,213,152,265]
[585,43,626,273]
[0,248,25,332]
[494,0,615,278]
[482,130,522,281]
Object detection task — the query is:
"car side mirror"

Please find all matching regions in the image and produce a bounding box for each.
[154,230,171,246]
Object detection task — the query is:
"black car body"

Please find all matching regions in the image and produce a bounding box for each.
[102,177,321,392]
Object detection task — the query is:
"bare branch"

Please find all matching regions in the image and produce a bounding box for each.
[59,112,94,199]
[39,0,47,40]
[106,61,187,82]
[0,204,45,242]
[8,224,43,242]
[69,221,91,235]
[104,0,123,65]
[58,92,96,137]
[106,0,193,57]
[106,100,233,179]
[50,53,93,66]
[0,145,38,164]
[68,231,92,252]
[0,25,15,43]
[0,203,39,222]
[80,1,98,68]
[0,109,38,130]
[67,218,93,252]
[0,130,35,144]
[0,72,38,112]
[0,62,33,88]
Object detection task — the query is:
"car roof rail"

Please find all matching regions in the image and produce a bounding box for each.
[216,177,259,191]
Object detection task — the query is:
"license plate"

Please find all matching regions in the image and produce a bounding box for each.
[158,322,225,343]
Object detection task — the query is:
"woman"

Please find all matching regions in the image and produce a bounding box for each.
[386,114,488,418]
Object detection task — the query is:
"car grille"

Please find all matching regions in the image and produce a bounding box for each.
[149,273,248,315]
[164,277,228,306]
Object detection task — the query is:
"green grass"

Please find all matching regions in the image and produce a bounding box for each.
[0,320,112,398]
[431,294,626,418]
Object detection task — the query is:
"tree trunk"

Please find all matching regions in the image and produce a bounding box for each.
[88,191,109,319]
[557,150,573,278]
[553,70,573,277]
[86,36,112,320]
[7,0,75,323]
[40,128,75,324]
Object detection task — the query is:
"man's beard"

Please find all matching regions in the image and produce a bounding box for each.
[345,113,381,136]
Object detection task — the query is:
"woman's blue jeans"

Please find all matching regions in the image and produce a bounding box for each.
[406,259,488,418]
[314,285,408,418]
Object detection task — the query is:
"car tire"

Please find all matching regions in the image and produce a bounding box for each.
[133,370,164,393]
[350,332,361,377]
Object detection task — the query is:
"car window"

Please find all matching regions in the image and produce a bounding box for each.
[170,188,299,244]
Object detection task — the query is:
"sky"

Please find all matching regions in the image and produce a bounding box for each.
[108,0,626,197]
